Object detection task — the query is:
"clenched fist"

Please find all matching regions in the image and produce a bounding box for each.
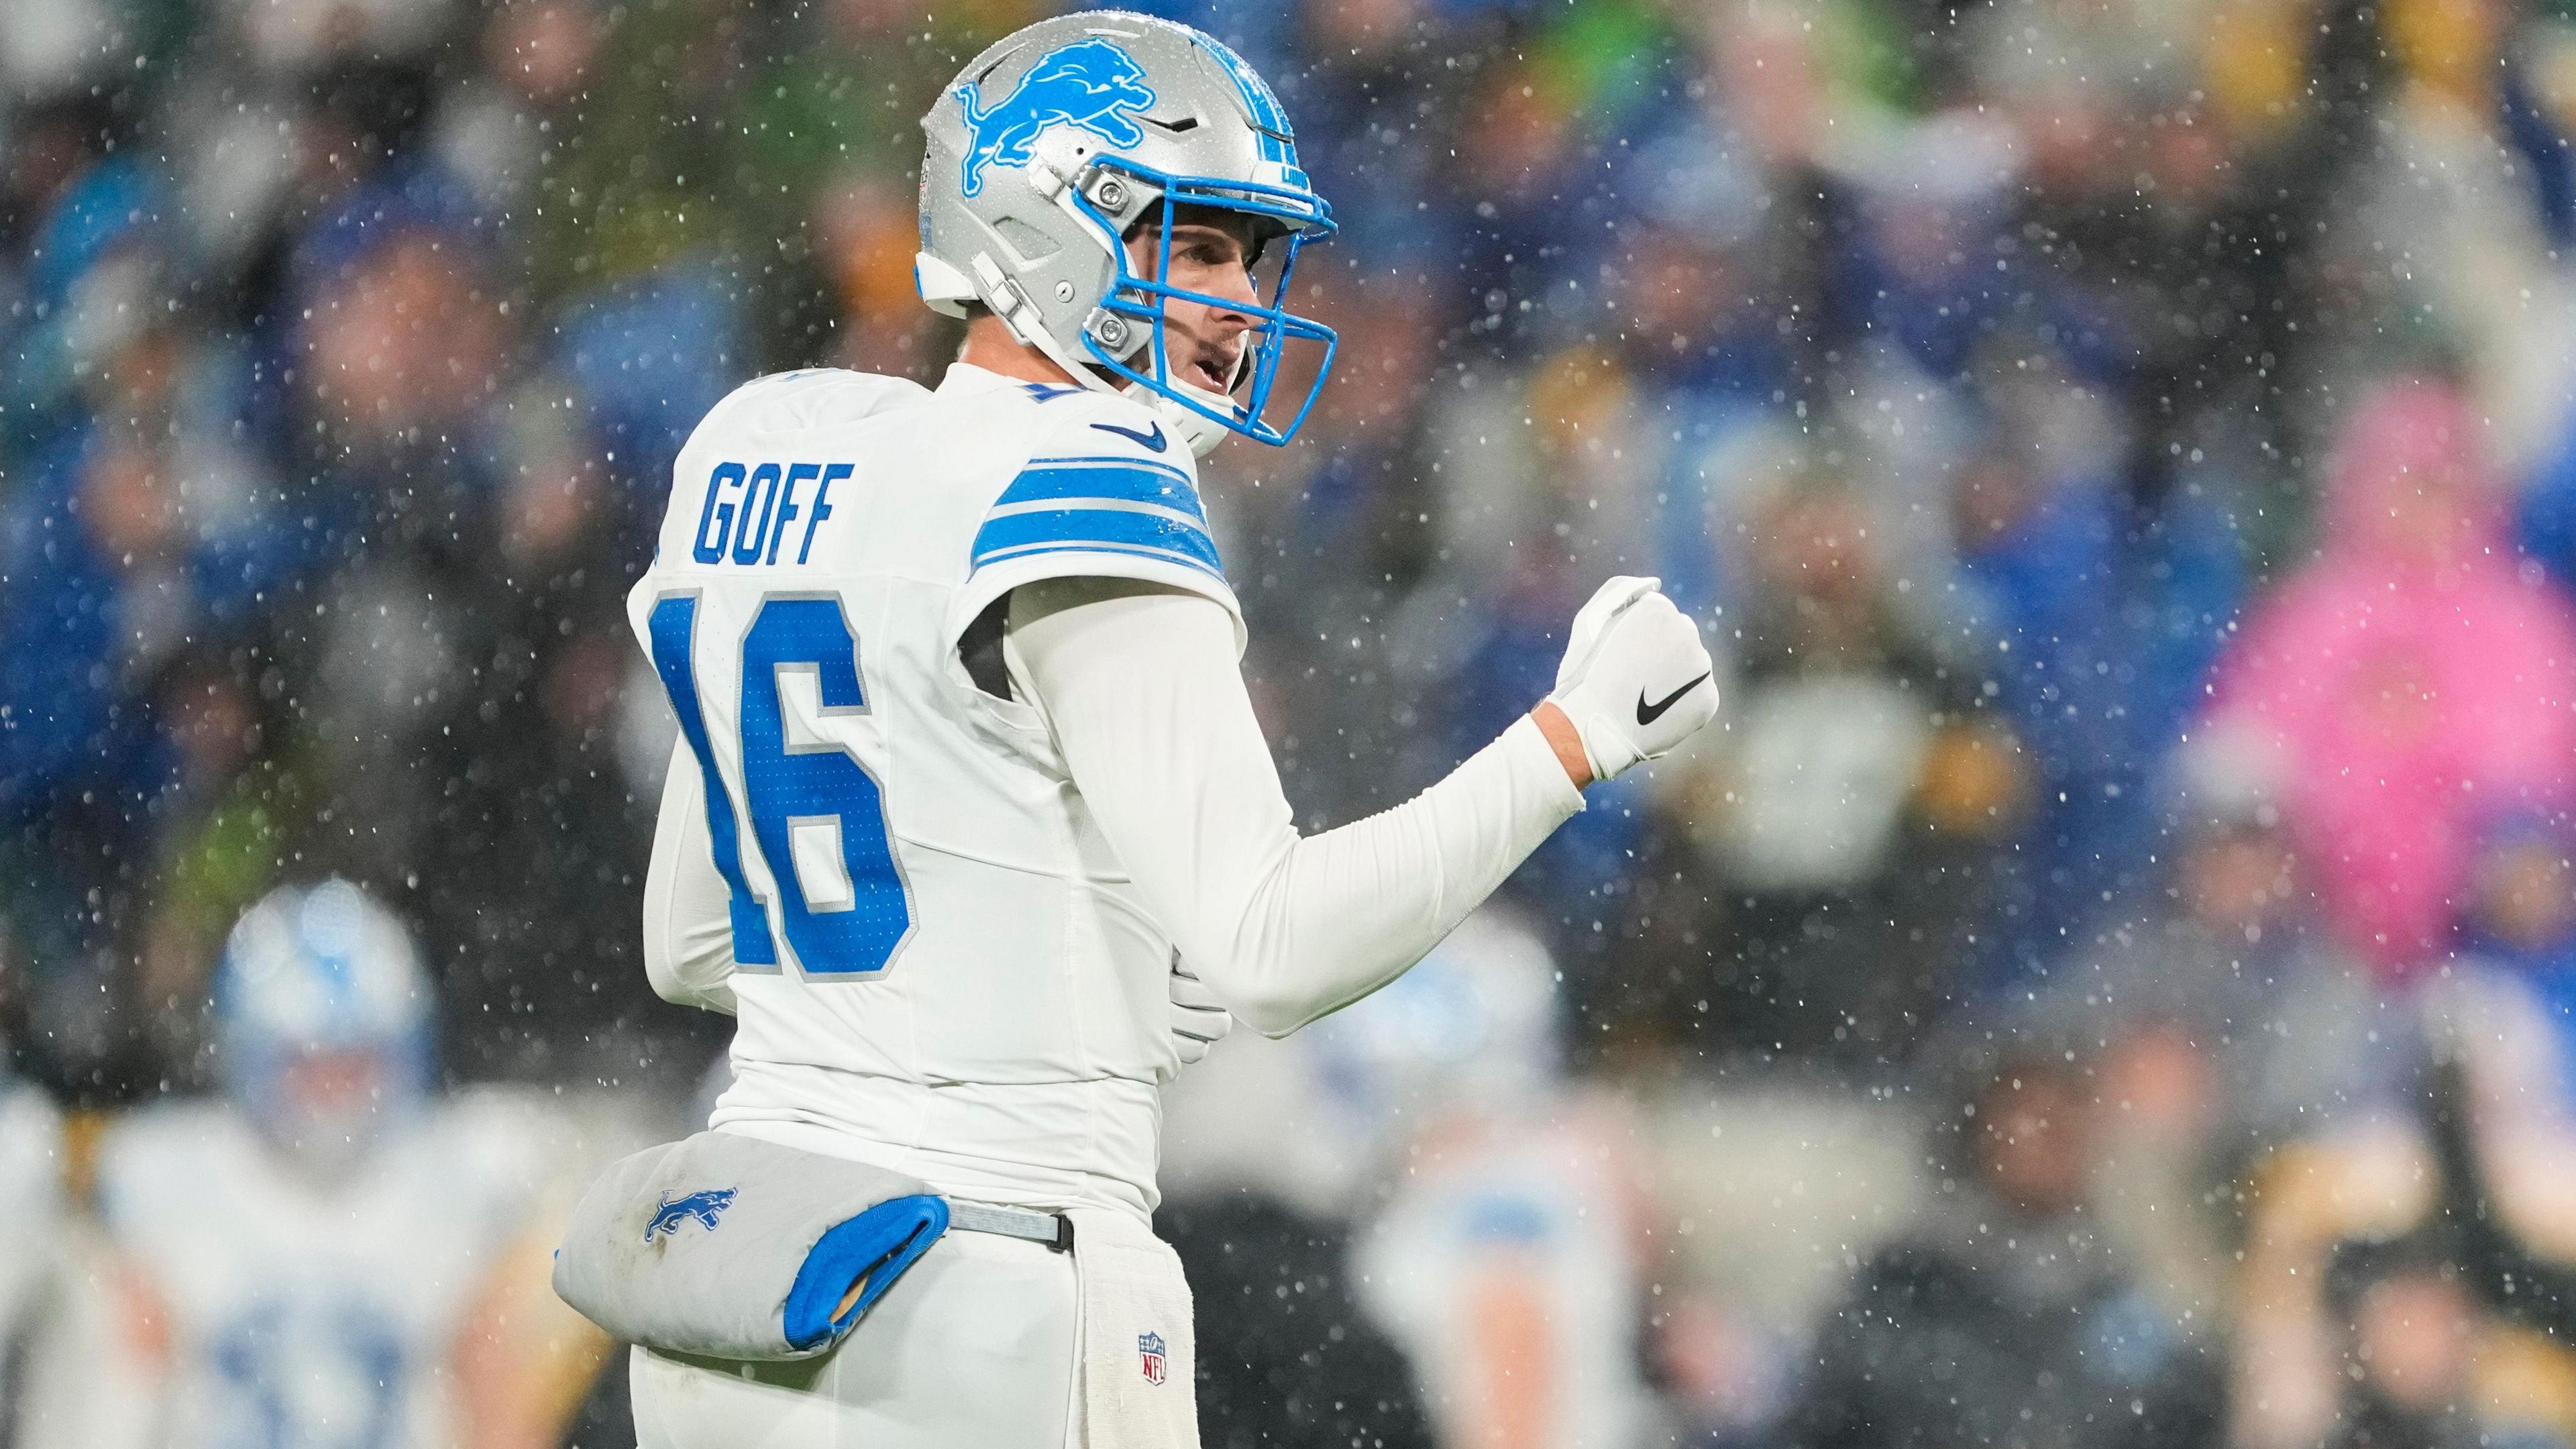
[1546,576,1719,782]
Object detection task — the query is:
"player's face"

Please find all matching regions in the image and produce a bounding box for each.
[1126,208,1266,396]
[252,1045,397,1177]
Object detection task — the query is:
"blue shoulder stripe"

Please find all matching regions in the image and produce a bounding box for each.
[975,539,1228,580]
[971,505,1223,577]
[996,459,1202,518]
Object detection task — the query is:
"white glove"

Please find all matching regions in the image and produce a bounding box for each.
[1546,575,1718,781]
[1168,957,1234,1065]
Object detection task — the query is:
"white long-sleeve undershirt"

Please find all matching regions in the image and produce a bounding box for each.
[643,738,741,1016]
[641,578,1584,1037]
[1003,577,1583,1036]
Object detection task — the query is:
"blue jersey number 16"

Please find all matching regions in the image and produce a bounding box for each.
[648,592,912,977]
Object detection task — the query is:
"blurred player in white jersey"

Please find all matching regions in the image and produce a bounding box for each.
[1333,910,1660,1449]
[620,10,1719,1446]
[1165,907,1661,1448]
[33,880,600,1449]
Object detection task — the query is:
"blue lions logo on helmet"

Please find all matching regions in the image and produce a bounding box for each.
[954,38,1157,199]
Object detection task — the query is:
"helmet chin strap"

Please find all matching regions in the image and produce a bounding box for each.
[1130,337,1255,460]
[1127,376,1234,460]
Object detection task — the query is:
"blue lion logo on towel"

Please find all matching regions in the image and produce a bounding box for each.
[645,1187,737,1244]
[955,38,1157,198]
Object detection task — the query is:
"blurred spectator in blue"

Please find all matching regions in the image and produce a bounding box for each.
[1822,114,2031,384]
[1428,547,1654,950]
[1,99,162,455]
[1269,0,1462,273]
[248,168,517,902]
[1607,131,1799,619]
[199,54,450,364]
[2514,392,2576,594]
[1438,26,1671,352]
[2502,21,2576,251]
[1946,353,2243,980]
[1402,344,1664,943]
[268,164,678,1077]
[0,167,285,1090]
[276,166,506,561]
[554,262,745,555]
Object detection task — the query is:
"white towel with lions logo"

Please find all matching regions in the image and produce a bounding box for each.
[1067,1207,1197,1448]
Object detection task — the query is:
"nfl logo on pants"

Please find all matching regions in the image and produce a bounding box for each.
[1137,1330,1168,1387]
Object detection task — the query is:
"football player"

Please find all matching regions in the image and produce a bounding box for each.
[1335,910,1660,1449]
[622,11,1719,1446]
[40,879,604,1449]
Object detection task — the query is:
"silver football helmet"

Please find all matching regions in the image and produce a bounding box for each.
[215,879,433,1171]
[917,11,1338,455]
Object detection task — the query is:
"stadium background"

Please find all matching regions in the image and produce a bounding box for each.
[10,0,2576,1444]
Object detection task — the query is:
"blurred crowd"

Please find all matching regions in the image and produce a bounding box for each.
[13,0,2576,1444]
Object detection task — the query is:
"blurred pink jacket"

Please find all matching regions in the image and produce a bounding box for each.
[2206,380,2576,978]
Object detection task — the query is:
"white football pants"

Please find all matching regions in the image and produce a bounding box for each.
[630,1228,1078,1448]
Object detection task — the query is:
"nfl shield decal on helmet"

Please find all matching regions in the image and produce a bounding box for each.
[1138,1329,1168,1386]
[952,38,1157,198]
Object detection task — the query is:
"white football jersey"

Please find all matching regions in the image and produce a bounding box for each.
[88,1094,553,1449]
[1353,1102,1656,1449]
[627,362,1244,1218]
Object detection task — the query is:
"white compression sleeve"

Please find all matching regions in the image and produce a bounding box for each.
[643,737,741,1016]
[1006,578,1584,1037]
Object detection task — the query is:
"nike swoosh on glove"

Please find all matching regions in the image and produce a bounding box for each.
[1168,957,1234,1066]
[1546,575,1719,782]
